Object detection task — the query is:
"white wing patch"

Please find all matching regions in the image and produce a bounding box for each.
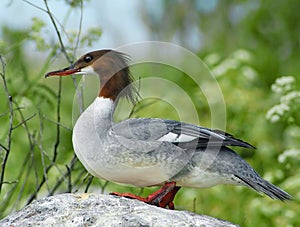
[158,132,197,143]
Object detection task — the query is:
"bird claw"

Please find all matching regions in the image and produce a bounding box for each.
[110,182,181,209]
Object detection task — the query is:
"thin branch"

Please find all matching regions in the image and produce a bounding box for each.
[43,0,71,62]
[1,180,18,184]
[0,55,14,193]
[26,77,63,205]
[21,0,47,13]
[44,0,85,115]
[42,115,72,131]
[100,180,109,194]
[66,165,72,193]
[11,152,32,212]
[0,143,8,153]
[61,0,85,114]
[0,97,38,214]
[0,107,25,119]
[47,155,78,196]
[22,0,70,55]
[53,77,62,162]
[24,0,92,205]
[73,0,83,57]
[25,1,68,204]
[12,113,36,130]
[11,101,38,206]
[37,109,64,194]
[71,0,85,113]
[0,153,30,214]
[0,111,9,118]
[72,171,90,193]
[84,175,94,193]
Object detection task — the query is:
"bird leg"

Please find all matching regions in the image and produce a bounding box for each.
[110,181,181,209]
[150,184,181,209]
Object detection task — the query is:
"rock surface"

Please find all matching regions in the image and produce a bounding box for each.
[0,193,239,227]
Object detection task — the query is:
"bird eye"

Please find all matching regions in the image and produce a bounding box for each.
[84,55,93,63]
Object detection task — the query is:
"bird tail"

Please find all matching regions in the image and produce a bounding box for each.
[234,175,292,201]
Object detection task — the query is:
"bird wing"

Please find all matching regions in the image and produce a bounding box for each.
[109,118,195,185]
[108,118,254,186]
[110,118,255,149]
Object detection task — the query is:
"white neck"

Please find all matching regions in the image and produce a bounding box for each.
[93,97,116,119]
[73,97,115,142]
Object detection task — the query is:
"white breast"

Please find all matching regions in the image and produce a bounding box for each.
[72,97,172,187]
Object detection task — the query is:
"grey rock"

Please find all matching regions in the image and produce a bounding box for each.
[0,193,239,227]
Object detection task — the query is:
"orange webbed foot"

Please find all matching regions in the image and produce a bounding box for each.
[110,182,181,209]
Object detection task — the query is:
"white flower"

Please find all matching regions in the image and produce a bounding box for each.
[211,58,240,78]
[278,149,300,163]
[241,66,258,80]
[280,91,300,104]
[211,65,226,77]
[271,76,295,94]
[204,53,221,66]
[276,76,295,85]
[231,49,252,62]
[266,103,290,123]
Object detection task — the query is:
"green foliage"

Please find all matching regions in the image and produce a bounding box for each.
[64,0,90,8]
[0,0,102,218]
[139,1,300,225]
[80,28,102,47]
[266,75,300,205]
[267,76,300,124]
[30,17,50,51]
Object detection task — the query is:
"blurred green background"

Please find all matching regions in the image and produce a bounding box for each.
[0,0,299,226]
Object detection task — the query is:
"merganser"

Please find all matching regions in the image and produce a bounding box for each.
[45,49,292,209]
